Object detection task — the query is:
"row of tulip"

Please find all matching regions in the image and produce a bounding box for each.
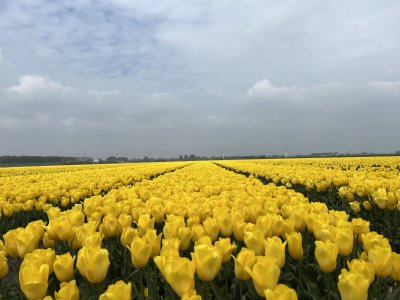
[0,162,189,217]
[216,157,400,210]
[0,161,399,299]
[216,159,400,253]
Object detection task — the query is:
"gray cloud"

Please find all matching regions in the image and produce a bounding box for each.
[0,1,400,158]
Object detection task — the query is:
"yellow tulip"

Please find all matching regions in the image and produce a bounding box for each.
[47,217,74,241]
[265,236,287,268]
[54,280,80,300]
[43,232,56,249]
[347,259,375,283]
[338,271,369,300]
[391,253,400,281]
[157,257,195,297]
[19,262,49,300]
[54,253,75,282]
[99,215,118,237]
[368,246,393,277]
[215,238,237,263]
[233,247,256,280]
[362,201,372,211]
[116,214,133,236]
[334,228,354,256]
[181,289,202,300]
[264,284,298,300]
[137,214,155,235]
[245,256,281,297]
[143,229,162,257]
[0,252,8,279]
[127,237,152,268]
[203,217,220,242]
[82,232,103,248]
[216,211,233,237]
[286,232,303,260]
[120,227,139,247]
[177,227,192,250]
[191,225,207,242]
[76,246,110,283]
[68,211,85,227]
[351,218,370,235]
[4,228,24,257]
[195,236,213,247]
[315,240,338,273]
[16,229,39,258]
[233,221,246,242]
[151,204,165,223]
[191,244,222,281]
[162,238,181,251]
[99,280,132,300]
[163,221,180,239]
[244,230,265,256]
[26,220,45,241]
[22,248,56,274]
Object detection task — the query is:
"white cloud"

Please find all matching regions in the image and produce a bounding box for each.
[0,49,3,63]
[368,81,400,89]
[7,75,69,95]
[87,89,120,98]
[246,79,296,98]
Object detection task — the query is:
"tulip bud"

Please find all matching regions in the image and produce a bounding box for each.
[351,218,370,235]
[286,232,303,260]
[160,257,196,297]
[191,244,222,281]
[151,204,165,223]
[315,240,338,273]
[82,232,103,248]
[215,238,237,263]
[216,212,233,237]
[0,252,8,279]
[203,217,219,242]
[178,227,192,250]
[233,248,256,280]
[338,271,369,300]
[120,227,139,247]
[334,228,354,256]
[54,253,75,282]
[137,214,155,235]
[19,262,49,300]
[347,259,375,284]
[264,236,287,268]
[245,256,281,297]
[55,280,80,300]
[99,215,118,237]
[144,229,162,257]
[368,246,393,277]
[77,247,110,283]
[191,225,207,242]
[16,229,39,258]
[163,221,180,239]
[127,237,152,268]
[233,221,246,242]
[391,253,400,281]
[48,217,74,241]
[116,214,132,236]
[99,280,132,300]
[4,228,24,257]
[244,230,265,256]
[264,284,298,300]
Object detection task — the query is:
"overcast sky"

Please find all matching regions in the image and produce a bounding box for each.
[1,0,400,158]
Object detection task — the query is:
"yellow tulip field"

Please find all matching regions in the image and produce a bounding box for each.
[0,157,400,299]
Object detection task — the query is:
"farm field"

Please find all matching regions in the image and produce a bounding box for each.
[1,157,400,299]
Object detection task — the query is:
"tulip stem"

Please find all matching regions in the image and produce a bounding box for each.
[0,279,7,300]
